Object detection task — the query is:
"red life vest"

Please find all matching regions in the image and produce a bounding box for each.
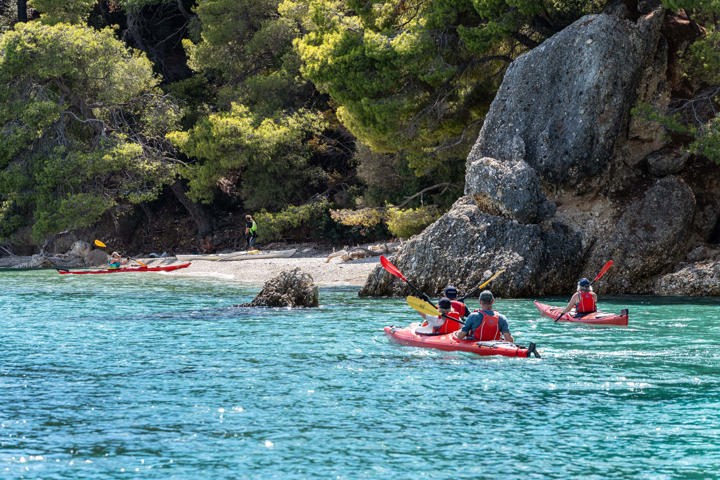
[437,311,463,334]
[576,291,596,313]
[450,300,468,317]
[472,311,501,341]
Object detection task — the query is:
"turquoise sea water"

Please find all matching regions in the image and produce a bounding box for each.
[1,271,719,479]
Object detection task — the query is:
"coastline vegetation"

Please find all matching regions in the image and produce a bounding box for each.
[0,0,718,252]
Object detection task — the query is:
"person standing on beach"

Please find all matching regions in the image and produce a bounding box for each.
[245,214,258,249]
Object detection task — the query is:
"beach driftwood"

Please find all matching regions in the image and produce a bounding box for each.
[325,242,400,263]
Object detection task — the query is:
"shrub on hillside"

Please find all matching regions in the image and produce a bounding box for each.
[385,206,441,240]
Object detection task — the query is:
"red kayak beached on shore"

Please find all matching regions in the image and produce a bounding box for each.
[384,324,540,358]
[57,262,191,275]
[534,300,629,326]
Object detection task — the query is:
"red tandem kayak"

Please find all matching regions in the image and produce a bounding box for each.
[57,262,191,275]
[384,324,540,358]
[534,300,628,326]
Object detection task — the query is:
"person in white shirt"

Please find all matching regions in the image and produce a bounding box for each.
[415,297,452,335]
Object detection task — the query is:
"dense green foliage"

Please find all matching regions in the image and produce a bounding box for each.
[254,199,335,243]
[385,205,441,239]
[0,21,178,241]
[170,0,339,214]
[168,104,327,210]
[29,0,97,24]
[1,1,719,248]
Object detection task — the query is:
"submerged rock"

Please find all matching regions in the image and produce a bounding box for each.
[244,268,319,308]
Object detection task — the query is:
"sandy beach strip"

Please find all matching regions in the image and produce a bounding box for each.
[171,254,379,287]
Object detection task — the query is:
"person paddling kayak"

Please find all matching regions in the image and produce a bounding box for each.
[414,297,465,335]
[557,277,597,318]
[443,285,471,318]
[107,251,128,269]
[454,290,514,342]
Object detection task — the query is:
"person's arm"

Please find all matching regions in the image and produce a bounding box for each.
[559,292,580,316]
[498,315,514,343]
[453,313,476,339]
[419,313,443,327]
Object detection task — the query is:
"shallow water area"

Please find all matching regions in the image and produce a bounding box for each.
[1,271,719,479]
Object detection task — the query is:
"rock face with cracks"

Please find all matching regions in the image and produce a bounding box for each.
[362,6,720,298]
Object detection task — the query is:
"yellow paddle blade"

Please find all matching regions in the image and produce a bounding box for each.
[477,268,506,291]
[94,239,106,248]
[406,296,439,316]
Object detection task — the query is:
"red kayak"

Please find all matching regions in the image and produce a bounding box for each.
[534,300,628,326]
[57,262,191,275]
[384,324,539,358]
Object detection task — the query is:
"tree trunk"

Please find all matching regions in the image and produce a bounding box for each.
[169,180,213,238]
[17,0,27,22]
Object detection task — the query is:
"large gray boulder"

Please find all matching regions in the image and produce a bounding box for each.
[590,176,696,292]
[465,157,555,223]
[360,197,582,298]
[468,11,664,185]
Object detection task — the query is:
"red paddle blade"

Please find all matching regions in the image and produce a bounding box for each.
[592,260,614,283]
[380,255,407,282]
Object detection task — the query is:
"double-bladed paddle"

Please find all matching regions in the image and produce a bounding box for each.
[591,260,614,285]
[406,296,465,325]
[94,239,148,268]
[555,260,614,321]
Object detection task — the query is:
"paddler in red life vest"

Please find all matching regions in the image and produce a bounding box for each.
[558,277,597,318]
[453,290,514,342]
[415,297,462,335]
[443,285,471,318]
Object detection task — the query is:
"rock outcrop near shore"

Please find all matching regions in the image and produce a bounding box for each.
[362,6,720,297]
[243,268,319,307]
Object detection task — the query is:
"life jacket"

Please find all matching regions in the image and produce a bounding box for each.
[436,311,463,334]
[472,311,501,341]
[576,291,596,313]
[450,300,469,317]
